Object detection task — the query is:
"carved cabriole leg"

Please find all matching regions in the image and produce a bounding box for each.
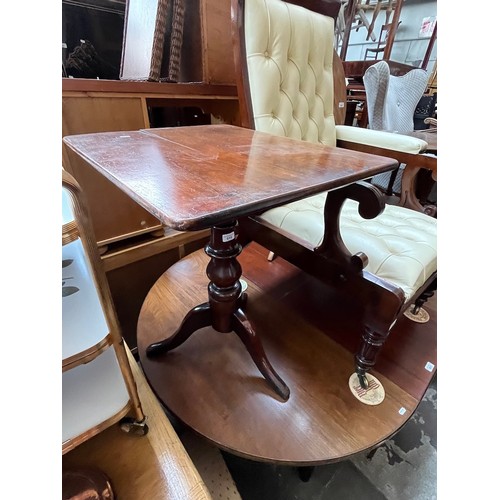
[147,220,290,401]
[146,303,212,355]
[232,309,290,400]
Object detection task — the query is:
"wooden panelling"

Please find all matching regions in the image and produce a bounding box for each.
[200,0,236,84]
[180,0,235,84]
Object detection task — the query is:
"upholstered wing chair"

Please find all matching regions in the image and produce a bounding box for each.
[363,60,430,198]
[231,0,437,388]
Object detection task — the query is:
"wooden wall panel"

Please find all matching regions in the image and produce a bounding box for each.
[200,0,236,84]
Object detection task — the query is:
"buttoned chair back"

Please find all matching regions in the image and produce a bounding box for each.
[362,60,429,197]
[363,60,429,134]
[235,0,337,144]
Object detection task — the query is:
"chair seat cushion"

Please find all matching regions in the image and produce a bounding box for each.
[256,193,437,301]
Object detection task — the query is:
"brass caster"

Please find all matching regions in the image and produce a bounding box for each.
[119,416,149,436]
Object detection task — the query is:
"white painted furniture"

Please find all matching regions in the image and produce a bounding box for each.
[62,170,148,454]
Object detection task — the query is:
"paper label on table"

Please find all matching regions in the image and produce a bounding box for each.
[424,361,435,372]
[222,232,235,242]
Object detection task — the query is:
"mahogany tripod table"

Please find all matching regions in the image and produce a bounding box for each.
[63,124,398,402]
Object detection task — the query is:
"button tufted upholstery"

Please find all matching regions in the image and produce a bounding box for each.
[245,0,336,144]
[363,60,429,134]
[258,195,436,301]
[244,0,436,302]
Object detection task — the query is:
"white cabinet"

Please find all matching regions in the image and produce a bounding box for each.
[62,170,148,454]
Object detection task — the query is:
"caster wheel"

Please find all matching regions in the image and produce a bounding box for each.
[119,417,149,436]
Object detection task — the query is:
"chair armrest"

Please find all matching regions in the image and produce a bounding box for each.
[335,125,428,154]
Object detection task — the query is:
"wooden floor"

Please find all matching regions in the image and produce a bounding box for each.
[137,243,437,466]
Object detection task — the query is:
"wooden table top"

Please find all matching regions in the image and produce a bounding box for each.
[63,124,398,231]
[137,243,437,465]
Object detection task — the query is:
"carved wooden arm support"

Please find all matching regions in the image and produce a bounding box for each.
[399,154,437,215]
[314,181,385,273]
[337,140,437,214]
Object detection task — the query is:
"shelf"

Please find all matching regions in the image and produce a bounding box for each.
[62,78,238,97]
[62,346,131,453]
[62,188,111,369]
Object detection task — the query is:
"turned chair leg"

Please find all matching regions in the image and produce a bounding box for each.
[355,327,390,388]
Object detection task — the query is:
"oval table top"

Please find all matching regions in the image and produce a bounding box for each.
[137,243,437,465]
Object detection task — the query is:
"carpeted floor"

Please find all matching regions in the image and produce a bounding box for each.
[218,373,437,500]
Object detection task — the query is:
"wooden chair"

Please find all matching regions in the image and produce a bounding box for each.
[231,0,437,388]
[364,21,401,61]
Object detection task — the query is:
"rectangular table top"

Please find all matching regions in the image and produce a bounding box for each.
[63,124,398,231]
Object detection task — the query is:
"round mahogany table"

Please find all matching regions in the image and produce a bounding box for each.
[137,245,437,465]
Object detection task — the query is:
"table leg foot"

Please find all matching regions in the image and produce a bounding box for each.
[232,308,290,401]
[146,302,212,356]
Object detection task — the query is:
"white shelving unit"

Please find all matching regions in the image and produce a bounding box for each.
[62,170,148,454]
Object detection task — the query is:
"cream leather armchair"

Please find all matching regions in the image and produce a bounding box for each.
[232,0,437,388]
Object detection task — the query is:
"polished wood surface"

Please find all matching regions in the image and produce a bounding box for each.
[62,96,163,245]
[333,50,347,125]
[63,124,397,231]
[63,346,213,500]
[62,78,238,96]
[137,243,436,464]
[62,78,240,247]
[343,60,417,80]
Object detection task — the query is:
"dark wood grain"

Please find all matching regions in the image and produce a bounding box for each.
[63,125,397,231]
[62,78,238,96]
[137,243,435,464]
